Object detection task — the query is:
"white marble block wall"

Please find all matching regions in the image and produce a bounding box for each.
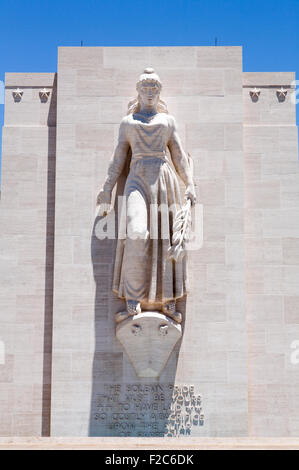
[1,47,298,438]
[0,73,56,435]
[51,46,248,437]
[243,72,299,436]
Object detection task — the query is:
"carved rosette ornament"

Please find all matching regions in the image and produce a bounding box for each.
[249,87,261,101]
[12,88,23,102]
[276,87,288,102]
[39,88,51,102]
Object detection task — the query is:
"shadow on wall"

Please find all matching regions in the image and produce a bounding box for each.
[89,161,182,437]
[42,74,57,436]
[0,79,5,192]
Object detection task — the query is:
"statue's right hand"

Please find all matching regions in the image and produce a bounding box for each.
[96,189,112,206]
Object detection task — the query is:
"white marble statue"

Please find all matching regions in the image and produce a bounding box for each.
[97,68,196,324]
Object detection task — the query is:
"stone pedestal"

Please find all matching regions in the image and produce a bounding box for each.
[116,312,182,378]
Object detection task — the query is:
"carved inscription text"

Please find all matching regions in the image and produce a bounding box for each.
[93,383,204,436]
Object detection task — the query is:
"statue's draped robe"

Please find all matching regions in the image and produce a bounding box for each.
[112,113,188,304]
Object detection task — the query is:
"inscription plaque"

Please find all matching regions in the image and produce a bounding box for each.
[92,383,204,437]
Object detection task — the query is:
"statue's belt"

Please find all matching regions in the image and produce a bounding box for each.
[130,152,168,166]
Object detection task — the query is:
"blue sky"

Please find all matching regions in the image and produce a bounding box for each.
[0,0,298,181]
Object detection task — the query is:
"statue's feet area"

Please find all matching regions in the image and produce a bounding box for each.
[115,301,141,324]
[162,300,176,315]
[116,300,182,324]
[126,300,141,316]
[162,300,182,324]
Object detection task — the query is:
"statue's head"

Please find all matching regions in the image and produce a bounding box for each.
[137,67,162,89]
[136,67,161,110]
[127,67,168,114]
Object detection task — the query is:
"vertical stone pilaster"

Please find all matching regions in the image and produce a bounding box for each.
[0,73,57,436]
[243,72,299,436]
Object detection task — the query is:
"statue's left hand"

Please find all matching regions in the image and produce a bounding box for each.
[184,184,197,205]
[97,189,112,206]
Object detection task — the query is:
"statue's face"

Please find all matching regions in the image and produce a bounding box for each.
[138,81,160,110]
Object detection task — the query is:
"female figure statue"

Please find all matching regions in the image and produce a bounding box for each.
[97,68,196,324]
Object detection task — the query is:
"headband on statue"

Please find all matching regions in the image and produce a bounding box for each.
[136,67,162,91]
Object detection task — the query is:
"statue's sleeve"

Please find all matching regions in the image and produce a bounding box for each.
[103,118,130,192]
[167,116,193,188]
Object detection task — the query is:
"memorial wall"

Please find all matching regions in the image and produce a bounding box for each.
[0,46,298,438]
